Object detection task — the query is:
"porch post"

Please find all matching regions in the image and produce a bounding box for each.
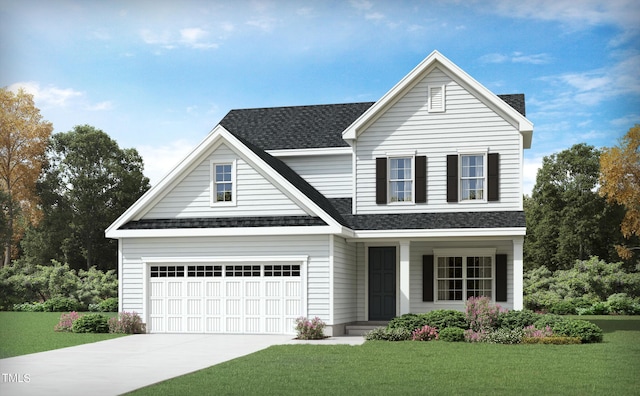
[513,236,524,310]
[399,241,411,315]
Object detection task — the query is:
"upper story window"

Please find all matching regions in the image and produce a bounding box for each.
[446,152,499,203]
[211,160,236,206]
[461,154,485,201]
[376,155,427,205]
[389,157,413,203]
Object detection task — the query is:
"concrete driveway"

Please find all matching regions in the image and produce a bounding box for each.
[1,334,291,395]
[0,334,364,396]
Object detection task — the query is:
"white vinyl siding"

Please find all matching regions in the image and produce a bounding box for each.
[120,235,331,327]
[281,153,352,198]
[355,67,522,214]
[331,236,357,324]
[143,144,307,218]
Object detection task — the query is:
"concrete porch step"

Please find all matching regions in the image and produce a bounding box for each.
[345,321,388,336]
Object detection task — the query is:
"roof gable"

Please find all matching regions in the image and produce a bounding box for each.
[106,125,348,237]
[342,50,533,148]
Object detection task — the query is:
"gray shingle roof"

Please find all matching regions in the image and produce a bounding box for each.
[220,102,375,150]
[344,211,526,230]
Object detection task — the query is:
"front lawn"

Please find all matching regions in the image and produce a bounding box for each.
[0,312,126,358]
[128,316,640,396]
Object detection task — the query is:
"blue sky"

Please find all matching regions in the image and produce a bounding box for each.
[1,0,638,195]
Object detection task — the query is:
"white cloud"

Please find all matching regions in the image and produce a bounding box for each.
[246,17,278,32]
[180,27,219,49]
[86,101,113,111]
[611,114,640,127]
[479,52,551,65]
[140,27,220,50]
[523,156,543,196]
[350,0,373,11]
[137,140,196,186]
[8,82,83,107]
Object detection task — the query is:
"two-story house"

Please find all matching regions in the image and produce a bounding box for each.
[106,51,533,335]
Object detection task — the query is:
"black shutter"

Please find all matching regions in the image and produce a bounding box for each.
[488,153,499,202]
[376,157,387,204]
[495,254,507,302]
[446,155,458,203]
[415,156,427,203]
[423,255,434,302]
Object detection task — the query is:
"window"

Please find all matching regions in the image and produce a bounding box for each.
[389,157,413,202]
[447,153,499,203]
[461,154,485,201]
[435,252,494,301]
[376,156,426,204]
[211,161,236,205]
[150,266,185,278]
[428,85,445,112]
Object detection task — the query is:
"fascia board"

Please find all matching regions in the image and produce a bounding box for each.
[106,225,342,239]
[351,227,527,239]
[267,147,353,157]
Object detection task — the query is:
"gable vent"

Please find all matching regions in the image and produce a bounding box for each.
[428,85,445,112]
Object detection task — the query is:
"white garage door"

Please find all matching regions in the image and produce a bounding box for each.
[148,264,302,334]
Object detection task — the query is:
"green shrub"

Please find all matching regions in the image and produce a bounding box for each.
[552,319,603,343]
[387,313,425,332]
[439,327,465,342]
[497,310,539,330]
[364,327,412,341]
[108,312,145,334]
[533,314,566,330]
[42,296,80,312]
[483,328,524,344]
[522,336,581,345]
[12,302,45,312]
[606,293,640,315]
[549,300,577,315]
[422,310,468,330]
[71,313,109,333]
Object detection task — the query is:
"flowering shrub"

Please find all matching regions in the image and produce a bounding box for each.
[464,329,489,343]
[483,328,524,344]
[108,312,146,334]
[465,296,504,332]
[54,311,81,332]
[295,316,326,340]
[412,325,439,341]
[523,325,553,338]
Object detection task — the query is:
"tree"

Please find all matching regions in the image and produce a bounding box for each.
[32,125,150,270]
[0,88,53,266]
[524,143,625,271]
[599,125,640,259]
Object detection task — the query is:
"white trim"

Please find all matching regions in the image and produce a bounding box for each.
[210,159,237,207]
[513,236,524,310]
[108,225,344,239]
[117,239,123,316]
[352,227,527,239]
[328,235,334,325]
[399,241,411,315]
[267,147,353,157]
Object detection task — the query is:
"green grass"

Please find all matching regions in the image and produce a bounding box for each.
[128,316,640,396]
[0,312,127,358]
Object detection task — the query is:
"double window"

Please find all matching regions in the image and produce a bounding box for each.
[211,160,236,205]
[435,251,494,301]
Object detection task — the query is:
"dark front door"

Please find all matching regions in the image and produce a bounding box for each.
[368,247,396,321]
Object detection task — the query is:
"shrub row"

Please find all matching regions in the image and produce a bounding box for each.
[54,311,145,334]
[13,297,117,312]
[524,257,640,314]
[366,296,604,344]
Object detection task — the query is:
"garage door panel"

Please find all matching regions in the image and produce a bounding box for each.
[148,264,302,334]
